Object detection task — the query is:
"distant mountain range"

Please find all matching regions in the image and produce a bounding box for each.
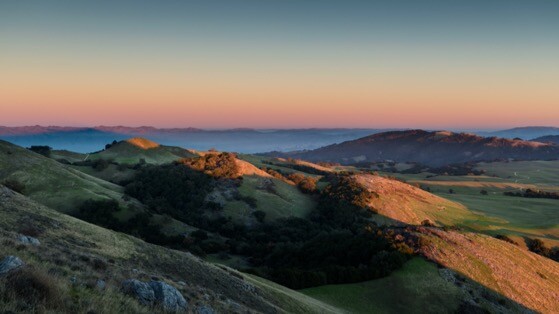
[266,130,559,166]
[3,125,559,156]
[0,126,394,153]
[532,135,559,144]
[476,126,559,140]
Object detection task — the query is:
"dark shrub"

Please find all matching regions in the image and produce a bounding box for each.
[494,234,516,245]
[2,179,25,194]
[3,267,61,308]
[191,230,209,241]
[92,258,108,271]
[252,210,266,223]
[28,146,52,157]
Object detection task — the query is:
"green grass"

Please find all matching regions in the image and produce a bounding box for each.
[300,258,463,314]
[477,160,559,186]
[51,149,87,162]
[89,142,196,165]
[0,140,139,214]
[0,186,340,314]
[377,163,559,242]
[238,154,324,179]
[245,274,342,314]
[223,176,316,222]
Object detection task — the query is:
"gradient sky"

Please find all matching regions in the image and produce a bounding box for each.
[1,0,558,129]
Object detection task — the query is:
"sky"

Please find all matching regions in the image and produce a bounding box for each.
[1,0,558,129]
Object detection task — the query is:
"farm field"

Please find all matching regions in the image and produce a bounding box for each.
[378,160,559,245]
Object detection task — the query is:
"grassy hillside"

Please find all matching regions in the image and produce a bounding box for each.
[0,140,197,238]
[352,174,494,228]
[0,140,136,213]
[377,162,559,244]
[239,154,330,179]
[419,228,559,313]
[300,258,464,314]
[222,175,316,222]
[89,138,197,165]
[0,186,340,313]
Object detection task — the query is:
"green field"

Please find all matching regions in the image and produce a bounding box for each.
[377,160,559,243]
[300,258,463,314]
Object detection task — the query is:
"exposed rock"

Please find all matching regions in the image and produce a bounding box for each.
[17,235,40,246]
[0,256,24,275]
[196,305,216,314]
[177,281,186,287]
[122,279,155,306]
[149,281,188,311]
[96,279,106,290]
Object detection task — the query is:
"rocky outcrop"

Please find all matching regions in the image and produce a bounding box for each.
[0,256,24,276]
[17,235,40,246]
[122,279,188,311]
[149,281,188,311]
[122,279,156,306]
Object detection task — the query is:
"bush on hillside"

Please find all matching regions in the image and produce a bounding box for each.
[2,267,62,309]
[2,179,25,194]
[180,153,240,178]
[125,163,213,225]
[28,146,52,157]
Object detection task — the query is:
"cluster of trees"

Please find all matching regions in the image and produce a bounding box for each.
[124,163,215,226]
[76,199,183,247]
[526,238,559,262]
[260,167,318,194]
[119,164,410,289]
[287,173,317,194]
[504,189,559,200]
[2,179,25,194]
[180,153,240,178]
[28,146,52,157]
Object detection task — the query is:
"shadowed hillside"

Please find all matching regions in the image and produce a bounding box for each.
[268,130,559,167]
[0,186,340,313]
[533,135,559,144]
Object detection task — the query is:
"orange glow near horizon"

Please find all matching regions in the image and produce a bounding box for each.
[1,2,558,129]
[2,60,558,128]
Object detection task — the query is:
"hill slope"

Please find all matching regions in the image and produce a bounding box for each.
[0,186,340,313]
[90,138,197,164]
[532,135,559,144]
[419,228,559,313]
[0,139,137,213]
[273,130,559,166]
[479,126,559,140]
[353,174,491,227]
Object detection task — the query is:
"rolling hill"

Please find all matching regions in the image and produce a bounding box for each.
[269,130,559,166]
[0,185,340,313]
[88,138,197,165]
[352,174,492,227]
[478,126,559,140]
[532,135,559,144]
[0,139,137,213]
[418,228,559,313]
[0,125,391,153]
